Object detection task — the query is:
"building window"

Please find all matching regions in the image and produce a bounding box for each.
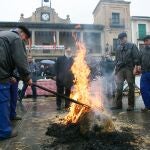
[59,32,75,48]
[113,39,119,51]
[138,24,146,39]
[112,13,120,24]
[35,31,54,45]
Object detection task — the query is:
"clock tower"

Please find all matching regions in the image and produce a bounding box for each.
[19,0,71,24]
[40,0,51,22]
[41,12,50,21]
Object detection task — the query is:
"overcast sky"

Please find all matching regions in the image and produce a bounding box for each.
[0,0,149,24]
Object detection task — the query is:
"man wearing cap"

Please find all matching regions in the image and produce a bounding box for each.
[0,26,32,140]
[113,32,140,111]
[9,26,32,121]
[139,35,150,112]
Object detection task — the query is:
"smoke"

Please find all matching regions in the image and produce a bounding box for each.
[86,77,116,132]
[89,77,113,112]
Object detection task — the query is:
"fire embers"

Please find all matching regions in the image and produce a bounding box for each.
[44,119,143,150]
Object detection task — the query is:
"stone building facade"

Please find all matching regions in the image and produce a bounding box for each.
[131,16,150,49]
[19,6,71,24]
[11,2,104,58]
[0,2,102,59]
[0,0,134,59]
[0,22,104,59]
[93,0,131,53]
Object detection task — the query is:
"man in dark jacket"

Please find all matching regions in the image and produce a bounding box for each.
[55,47,74,110]
[10,26,32,121]
[139,35,150,112]
[0,26,32,140]
[113,32,140,111]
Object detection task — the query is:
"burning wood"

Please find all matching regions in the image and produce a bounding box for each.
[60,41,115,134]
[64,42,100,123]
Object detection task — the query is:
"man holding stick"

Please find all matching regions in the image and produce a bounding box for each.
[0,26,32,140]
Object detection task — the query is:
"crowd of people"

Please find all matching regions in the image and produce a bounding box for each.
[0,25,150,141]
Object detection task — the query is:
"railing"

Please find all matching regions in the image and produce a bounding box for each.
[31,49,64,56]
[26,45,65,57]
[26,45,65,50]
[27,45,102,59]
[109,18,125,28]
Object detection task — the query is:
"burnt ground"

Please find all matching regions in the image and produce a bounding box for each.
[43,122,144,150]
[0,96,150,150]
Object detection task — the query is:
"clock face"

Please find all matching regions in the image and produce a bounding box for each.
[41,13,50,21]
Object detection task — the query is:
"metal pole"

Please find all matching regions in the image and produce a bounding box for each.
[50,0,51,22]
[41,0,43,7]
[32,83,104,111]
[50,0,51,8]
[32,83,90,108]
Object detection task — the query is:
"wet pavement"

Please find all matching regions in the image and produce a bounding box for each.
[0,97,59,150]
[0,95,150,150]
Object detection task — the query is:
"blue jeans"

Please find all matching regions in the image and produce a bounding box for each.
[0,83,12,139]
[140,72,150,108]
[10,82,18,119]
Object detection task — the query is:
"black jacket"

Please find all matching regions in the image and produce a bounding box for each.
[0,31,30,83]
[140,46,150,73]
[55,55,74,88]
[115,42,140,73]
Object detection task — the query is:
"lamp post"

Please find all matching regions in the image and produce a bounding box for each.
[50,0,51,8]
[41,0,43,7]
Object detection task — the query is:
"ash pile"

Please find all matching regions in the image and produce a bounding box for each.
[41,111,143,150]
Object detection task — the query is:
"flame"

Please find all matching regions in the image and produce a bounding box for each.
[64,42,104,124]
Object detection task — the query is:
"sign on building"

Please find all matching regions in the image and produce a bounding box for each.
[26,45,65,50]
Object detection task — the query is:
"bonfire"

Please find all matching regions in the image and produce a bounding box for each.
[63,41,115,134]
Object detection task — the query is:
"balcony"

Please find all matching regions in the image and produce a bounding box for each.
[27,45,102,59]
[109,18,125,28]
